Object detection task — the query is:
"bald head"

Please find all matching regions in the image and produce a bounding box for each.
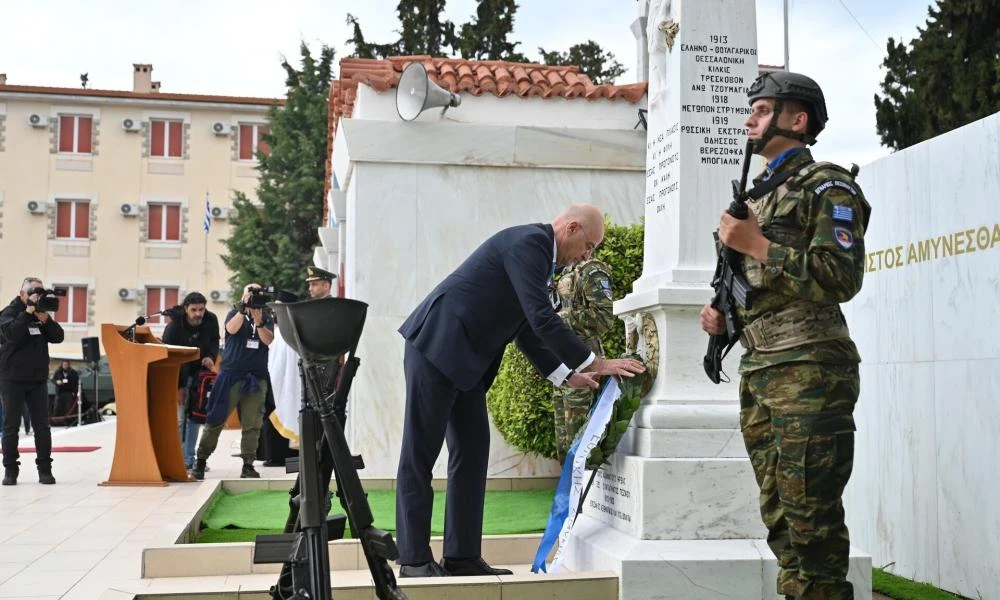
[551,204,604,267]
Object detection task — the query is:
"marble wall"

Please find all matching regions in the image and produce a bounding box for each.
[342,158,645,479]
[842,112,1000,598]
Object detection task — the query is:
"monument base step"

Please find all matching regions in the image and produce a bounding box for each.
[562,514,872,600]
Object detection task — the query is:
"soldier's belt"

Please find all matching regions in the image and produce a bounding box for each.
[740,302,849,352]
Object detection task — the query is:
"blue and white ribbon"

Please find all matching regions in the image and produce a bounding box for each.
[531,378,621,574]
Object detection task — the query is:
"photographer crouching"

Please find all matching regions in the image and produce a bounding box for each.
[191,283,273,480]
[0,278,65,485]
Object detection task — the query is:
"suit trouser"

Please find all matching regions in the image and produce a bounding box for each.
[395,342,490,565]
[1,381,51,470]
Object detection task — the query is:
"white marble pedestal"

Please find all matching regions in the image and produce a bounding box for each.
[563,515,873,600]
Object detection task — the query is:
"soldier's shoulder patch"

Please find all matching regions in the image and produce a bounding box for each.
[813,178,859,198]
[832,204,854,223]
[834,226,854,249]
[599,277,612,299]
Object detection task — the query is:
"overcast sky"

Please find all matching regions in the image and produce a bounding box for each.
[1,0,932,166]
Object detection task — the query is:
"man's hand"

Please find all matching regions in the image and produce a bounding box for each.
[589,357,645,378]
[248,307,264,326]
[35,311,50,324]
[566,371,600,390]
[700,304,725,335]
[719,211,770,262]
[201,357,215,370]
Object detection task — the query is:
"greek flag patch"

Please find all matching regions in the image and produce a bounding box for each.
[832,205,854,223]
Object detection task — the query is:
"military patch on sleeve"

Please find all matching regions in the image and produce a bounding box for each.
[832,205,854,223]
[814,179,859,197]
[600,278,612,300]
[834,226,854,249]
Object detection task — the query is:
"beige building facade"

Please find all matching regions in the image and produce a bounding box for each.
[0,64,280,356]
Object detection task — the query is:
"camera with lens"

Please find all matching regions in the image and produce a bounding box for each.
[27,286,66,313]
[241,285,279,311]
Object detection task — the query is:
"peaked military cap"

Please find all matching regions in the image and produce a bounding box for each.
[305,265,336,282]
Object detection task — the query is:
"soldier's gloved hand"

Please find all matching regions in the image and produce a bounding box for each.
[566,371,600,390]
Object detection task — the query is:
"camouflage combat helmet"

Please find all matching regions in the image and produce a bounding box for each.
[747,71,828,147]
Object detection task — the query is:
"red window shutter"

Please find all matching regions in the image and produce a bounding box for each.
[72,287,88,323]
[165,205,180,241]
[78,117,93,153]
[75,201,90,238]
[59,116,75,152]
[56,201,72,238]
[257,126,270,157]
[148,204,163,240]
[168,121,183,157]
[165,288,179,308]
[146,287,161,322]
[54,286,69,322]
[150,120,165,157]
[239,124,253,159]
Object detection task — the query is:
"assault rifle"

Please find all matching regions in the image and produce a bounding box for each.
[704,140,755,383]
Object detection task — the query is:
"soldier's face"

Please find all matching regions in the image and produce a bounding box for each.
[746,99,776,143]
[309,280,332,299]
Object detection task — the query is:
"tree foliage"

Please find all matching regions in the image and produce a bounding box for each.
[221,43,335,301]
[346,0,626,83]
[486,219,645,459]
[874,0,1000,150]
[538,40,627,85]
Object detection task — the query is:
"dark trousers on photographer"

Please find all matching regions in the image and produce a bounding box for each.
[1,380,52,474]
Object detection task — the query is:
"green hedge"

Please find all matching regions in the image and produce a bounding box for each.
[487,218,645,460]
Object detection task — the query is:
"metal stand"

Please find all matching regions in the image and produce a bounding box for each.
[254,298,407,600]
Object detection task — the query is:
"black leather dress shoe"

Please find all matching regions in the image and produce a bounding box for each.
[399,560,448,578]
[440,557,513,576]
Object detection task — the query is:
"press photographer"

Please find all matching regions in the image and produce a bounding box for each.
[0,278,65,486]
[191,283,274,480]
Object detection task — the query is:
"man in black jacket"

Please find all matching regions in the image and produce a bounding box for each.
[0,277,65,485]
[161,292,220,470]
[395,205,645,577]
[51,360,80,418]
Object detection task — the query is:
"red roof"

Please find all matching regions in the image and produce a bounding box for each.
[0,83,282,107]
[324,55,648,213]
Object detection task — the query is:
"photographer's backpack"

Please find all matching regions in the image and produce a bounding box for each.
[187,370,216,424]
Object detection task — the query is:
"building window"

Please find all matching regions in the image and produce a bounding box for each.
[147,203,181,241]
[58,115,93,154]
[150,119,183,158]
[53,285,88,324]
[145,287,179,324]
[238,123,270,160]
[55,199,91,239]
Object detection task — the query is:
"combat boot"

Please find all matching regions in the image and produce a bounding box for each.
[2,467,17,486]
[38,465,56,485]
[191,459,207,480]
[241,463,260,478]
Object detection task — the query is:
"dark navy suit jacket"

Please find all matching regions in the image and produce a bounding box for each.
[398,223,592,392]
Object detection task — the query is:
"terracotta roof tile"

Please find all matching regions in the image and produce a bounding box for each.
[0,83,281,106]
[323,55,648,217]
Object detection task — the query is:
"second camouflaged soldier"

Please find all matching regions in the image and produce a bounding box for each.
[551,258,617,461]
[701,72,871,600]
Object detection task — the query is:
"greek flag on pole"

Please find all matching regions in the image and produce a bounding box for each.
[531,378,621,574]
[203,193,212,233]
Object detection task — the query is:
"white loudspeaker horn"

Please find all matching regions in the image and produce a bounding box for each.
[395,62,461,122]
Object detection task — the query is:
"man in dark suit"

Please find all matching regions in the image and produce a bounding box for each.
[395,204,645,577]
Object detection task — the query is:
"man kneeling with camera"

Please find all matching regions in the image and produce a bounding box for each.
[0,278,65,485]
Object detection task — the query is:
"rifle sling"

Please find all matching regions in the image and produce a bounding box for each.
[746,168,796,201]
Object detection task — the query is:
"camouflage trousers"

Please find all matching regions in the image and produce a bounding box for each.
[552,386,597,461]
[740,362,859,600]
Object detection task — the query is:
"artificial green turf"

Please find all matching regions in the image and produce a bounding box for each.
[196,488,555,544]
[873,569,966,599]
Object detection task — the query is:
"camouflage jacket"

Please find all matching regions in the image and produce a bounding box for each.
[554,258,615,355]
[738,149,872,373]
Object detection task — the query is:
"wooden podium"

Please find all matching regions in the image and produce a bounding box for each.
[100,323,200,486]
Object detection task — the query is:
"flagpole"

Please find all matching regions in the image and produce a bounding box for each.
[783,0,790,71]
[204,191,210,290]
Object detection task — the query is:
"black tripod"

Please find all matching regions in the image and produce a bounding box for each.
[254,297,407,600]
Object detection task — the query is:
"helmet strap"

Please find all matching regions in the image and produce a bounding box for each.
[753,98,815,153]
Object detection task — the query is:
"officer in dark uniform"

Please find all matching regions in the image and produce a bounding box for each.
[701,72,871,600]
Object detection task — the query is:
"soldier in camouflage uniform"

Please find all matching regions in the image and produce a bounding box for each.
[700,72,872,600]
[551,258,616,461]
